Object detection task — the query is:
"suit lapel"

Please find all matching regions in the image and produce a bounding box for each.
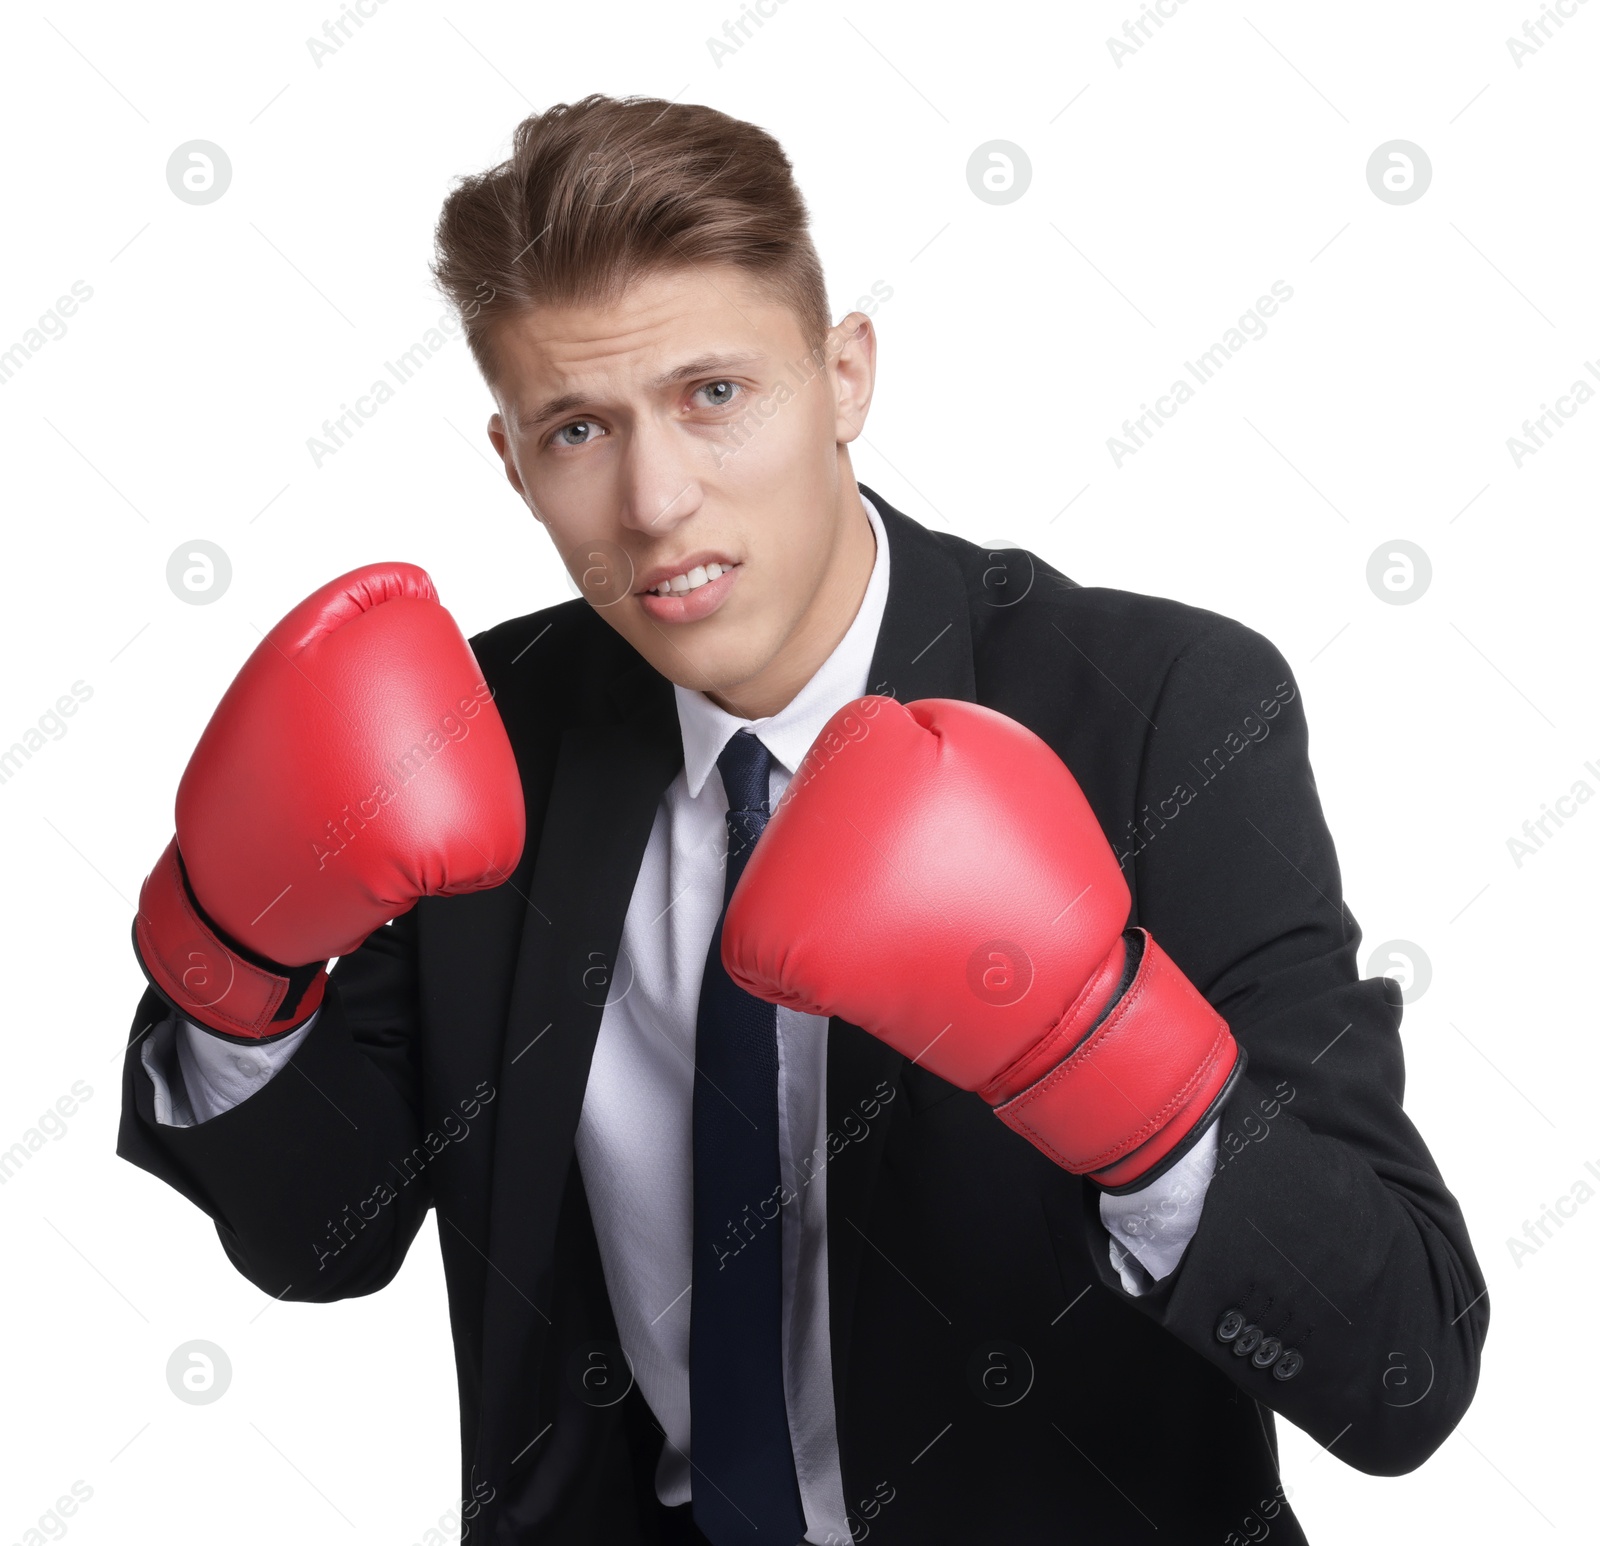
[476,651,682,1475]
[823,487,979,1422]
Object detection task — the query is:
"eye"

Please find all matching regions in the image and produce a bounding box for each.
[696,380,741,408]
[547,382,742,448]
[550,419,605,448]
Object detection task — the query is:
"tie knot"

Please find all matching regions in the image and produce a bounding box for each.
[716,729,772,815]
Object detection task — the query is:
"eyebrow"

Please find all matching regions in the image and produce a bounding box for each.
[519,351,768,432]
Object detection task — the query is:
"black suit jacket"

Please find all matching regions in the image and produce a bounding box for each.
[118,489,1487,1543]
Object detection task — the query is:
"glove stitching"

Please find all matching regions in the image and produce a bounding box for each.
[1023,1022,1231,1174]
[139,843,287,1037]
[999,941,1233,1173]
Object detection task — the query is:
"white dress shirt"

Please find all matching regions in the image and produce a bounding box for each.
[142,487,1217,1541]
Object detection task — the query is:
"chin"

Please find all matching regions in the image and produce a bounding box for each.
[672,638,774,702]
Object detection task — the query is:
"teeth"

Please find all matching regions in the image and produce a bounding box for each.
[654,562,729,596]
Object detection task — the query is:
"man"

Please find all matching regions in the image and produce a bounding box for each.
[118,94,1487,1543]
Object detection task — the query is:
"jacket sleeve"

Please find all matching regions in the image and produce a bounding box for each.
[116,906,433,1303]
[1081,615,1488,1476]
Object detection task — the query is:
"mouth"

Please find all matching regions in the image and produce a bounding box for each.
[636,559,740,597]
[636,560,743,624]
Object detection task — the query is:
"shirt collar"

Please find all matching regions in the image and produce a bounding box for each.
[674,486,891,800]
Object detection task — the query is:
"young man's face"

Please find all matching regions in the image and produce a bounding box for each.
[486,263,877,721]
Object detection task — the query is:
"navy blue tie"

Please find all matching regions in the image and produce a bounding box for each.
[689,730,808,1546]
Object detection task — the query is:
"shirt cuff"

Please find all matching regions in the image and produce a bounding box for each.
[1098,1119,1221,1295]
[140,1010,318,1128]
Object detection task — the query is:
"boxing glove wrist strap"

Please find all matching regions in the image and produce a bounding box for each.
[989,929,1243,1192]
[132,838,327,1042]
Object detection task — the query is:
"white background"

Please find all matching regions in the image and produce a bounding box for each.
[1,1,1593,1541]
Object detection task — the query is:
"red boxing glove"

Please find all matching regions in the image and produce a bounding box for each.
[133,563,525,1041]
[722,697,1242,1190]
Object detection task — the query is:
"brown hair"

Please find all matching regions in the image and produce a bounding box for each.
[431,94,831,384]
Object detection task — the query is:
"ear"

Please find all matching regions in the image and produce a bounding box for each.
[487,412,537,513]
[827,314,877,445]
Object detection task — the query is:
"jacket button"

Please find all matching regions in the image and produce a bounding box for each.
[1272,1347,1304,1381]
[1215,1309,1246,1343]
[1233,1325,1263,1357]
[1252,1336,1283,1369]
